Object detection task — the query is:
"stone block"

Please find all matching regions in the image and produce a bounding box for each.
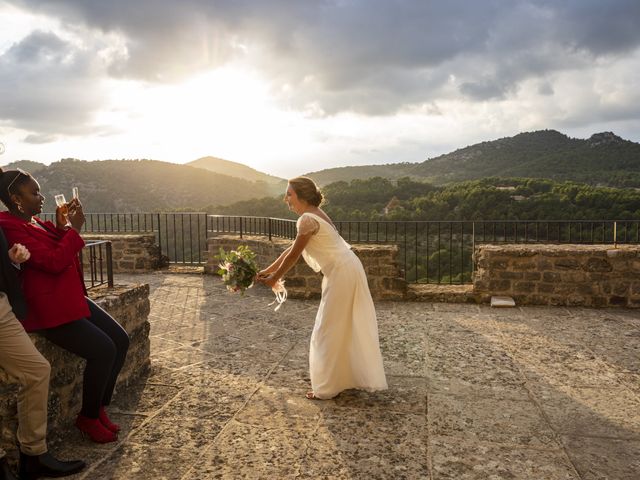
[523,272,542,281]
[609,296,628,306]
[512,260,536,270]
[498,271,524,280]
[612,283,630,296]
[585,257,613,272]
[538,283,555,294]
[542,272,561,282]
[488,280,511,292]
[514,281,536,293]
[554,258,581,270]
[490,260,509,269]
[537,259,554,270]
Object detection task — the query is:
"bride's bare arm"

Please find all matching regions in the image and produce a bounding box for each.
[259,246,292,275]
[259,232,313,287]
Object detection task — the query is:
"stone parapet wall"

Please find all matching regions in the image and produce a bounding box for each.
[0,283,151,455]
[83,234,167,272]
[474,244,640,308]
[206,235,406,300]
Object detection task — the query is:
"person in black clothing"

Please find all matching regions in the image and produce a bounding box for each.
[0,227,85,480]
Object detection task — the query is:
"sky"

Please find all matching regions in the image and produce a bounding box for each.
[0,0,639,178]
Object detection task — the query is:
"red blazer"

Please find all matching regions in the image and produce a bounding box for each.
[0,211,90,332]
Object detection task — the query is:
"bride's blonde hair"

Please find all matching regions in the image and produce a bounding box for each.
[288,176,324,207]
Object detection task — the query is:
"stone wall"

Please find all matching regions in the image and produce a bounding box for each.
[206,235,406,300]
[0,283,151,456]
[474,244,640,308]
[83,234,167,272]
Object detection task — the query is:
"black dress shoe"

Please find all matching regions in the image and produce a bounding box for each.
[18,451,85,480]
[0,457,17,480]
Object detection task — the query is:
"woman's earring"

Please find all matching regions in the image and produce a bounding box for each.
[17,203,24,213]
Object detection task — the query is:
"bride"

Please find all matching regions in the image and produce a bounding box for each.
[257,177,387,399]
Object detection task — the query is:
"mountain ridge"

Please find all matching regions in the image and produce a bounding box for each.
[305,130,640,188]
[0,158,274,212]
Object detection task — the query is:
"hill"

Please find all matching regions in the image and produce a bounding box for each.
[188,156,286,195]
[304,163,416,186]
[305,130,640,188]
[2,159,47,174]
[219,176,640,221]
[1,158,274,212]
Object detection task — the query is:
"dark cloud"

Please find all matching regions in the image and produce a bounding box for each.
[0,29,110,135]
[23,133,58,144]
[4,0,640,121]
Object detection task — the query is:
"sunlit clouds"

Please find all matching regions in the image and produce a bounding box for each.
[1,0,640,177]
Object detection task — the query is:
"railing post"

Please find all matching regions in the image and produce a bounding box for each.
[268,217,272,241]
[106,241,114,287]
[156,213,162,258]
[472,222,476,277]
[239,216,243,239]
[614,221,617,248]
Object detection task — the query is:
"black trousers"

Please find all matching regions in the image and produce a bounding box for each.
[41,298,129,418]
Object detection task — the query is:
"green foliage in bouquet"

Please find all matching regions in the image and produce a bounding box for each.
[217,245,259,294]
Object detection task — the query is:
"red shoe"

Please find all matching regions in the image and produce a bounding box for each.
[75,414,117,443]
[99,406,121,433]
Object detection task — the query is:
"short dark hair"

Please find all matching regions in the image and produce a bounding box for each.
[0,168,32,209]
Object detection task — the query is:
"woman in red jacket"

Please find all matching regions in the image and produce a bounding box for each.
[0,168,129,444]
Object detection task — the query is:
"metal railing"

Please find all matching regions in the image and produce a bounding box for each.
[80,240,114,289]
[208,215,297,240]
[43,212,210,265]
[209,217,640,284]
[45,213,640,284]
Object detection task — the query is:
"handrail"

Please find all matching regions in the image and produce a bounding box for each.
[80,240,114,289]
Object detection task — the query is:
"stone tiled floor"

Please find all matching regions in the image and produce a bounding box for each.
[51,272,640,479]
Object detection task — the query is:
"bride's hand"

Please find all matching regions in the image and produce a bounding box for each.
[256,270,274,282]
[257,273,278,289]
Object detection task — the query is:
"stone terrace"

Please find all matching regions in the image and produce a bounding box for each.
[51,272,639,479]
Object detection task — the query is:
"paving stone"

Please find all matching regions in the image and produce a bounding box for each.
[127,410,227,450]
[562,435,640,480]
[532,384,640,439]
[187,420,307,479]
[150,345,216,370]
[112,383,182,414]
[430,436,579,480]
[302,409,430,480]
[234,385,323,429]
[426,335,524,388]
[89,444,196,480]
[429,393,559,447]
[379,321,425,376]
[332,375,427,414]
[505,334,620,387]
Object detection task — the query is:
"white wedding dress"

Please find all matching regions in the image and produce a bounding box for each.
[297,212,387,399]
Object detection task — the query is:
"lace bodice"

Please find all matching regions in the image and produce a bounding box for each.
[296,212,351,273]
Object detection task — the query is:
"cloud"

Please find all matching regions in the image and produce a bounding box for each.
[0,29,114,136]
[23,132,58,144]
[3,0,640,128]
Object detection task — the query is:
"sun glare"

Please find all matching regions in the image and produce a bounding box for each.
[95,67,314,169]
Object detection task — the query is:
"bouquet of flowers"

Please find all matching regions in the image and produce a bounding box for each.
[217,246,259,294]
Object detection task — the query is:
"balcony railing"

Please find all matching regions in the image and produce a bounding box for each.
[44,213,639,285]
[80,240,114,289]
[43,212,210,265]
[209,217,640,284]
